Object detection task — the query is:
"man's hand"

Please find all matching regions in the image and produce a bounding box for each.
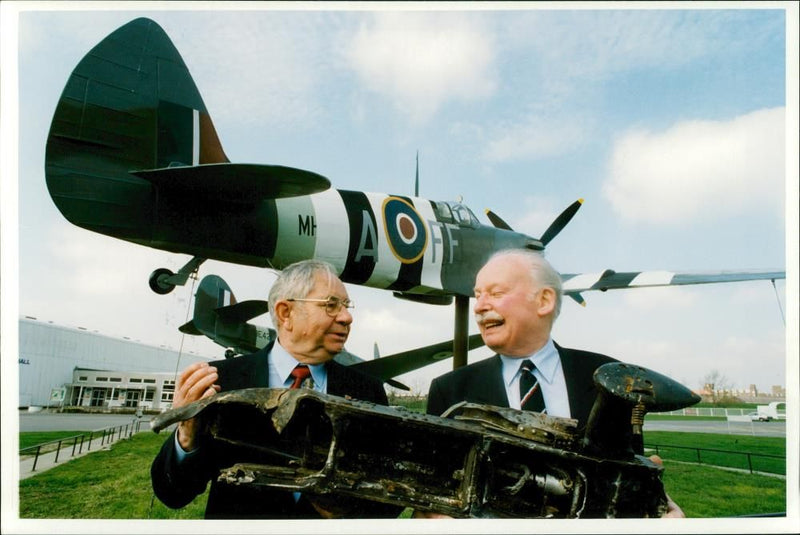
[649,454,686,518]
[412,510,452,519]
[173,362,220,451]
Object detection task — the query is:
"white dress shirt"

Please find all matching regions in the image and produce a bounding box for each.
[499,338,571,418]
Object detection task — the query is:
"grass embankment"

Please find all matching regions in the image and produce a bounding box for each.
[19,431,85,453]
[17,429,786,519]
[19,432,207,519]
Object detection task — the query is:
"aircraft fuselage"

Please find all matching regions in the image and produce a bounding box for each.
[144,185,536,298]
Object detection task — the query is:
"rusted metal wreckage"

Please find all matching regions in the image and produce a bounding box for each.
[151,362,700,518]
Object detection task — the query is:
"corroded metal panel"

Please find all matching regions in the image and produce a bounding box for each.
[152,362,700,518]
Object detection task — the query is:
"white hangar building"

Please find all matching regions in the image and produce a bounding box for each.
[18,316,214,410]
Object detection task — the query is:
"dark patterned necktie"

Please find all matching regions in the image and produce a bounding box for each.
[519,359,546,413]
[289,365,311,389]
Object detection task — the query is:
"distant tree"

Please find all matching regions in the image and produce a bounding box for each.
[703,370,740,405]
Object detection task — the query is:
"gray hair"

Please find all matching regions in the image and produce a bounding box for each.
[268,260,339,326]
[486,249,563,319]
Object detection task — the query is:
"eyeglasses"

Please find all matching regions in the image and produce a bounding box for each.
[287,296,355,317]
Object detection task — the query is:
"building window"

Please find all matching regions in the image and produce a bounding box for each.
[143,379,156,384]
[161,392,173,403]
[110,377,122,382]
[130,378,142,383]
[78,376,88,382]
[96,377,108,382]
[125,390,141,408]
[90,389,107,407]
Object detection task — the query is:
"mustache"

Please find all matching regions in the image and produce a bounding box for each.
[475,311,504,325]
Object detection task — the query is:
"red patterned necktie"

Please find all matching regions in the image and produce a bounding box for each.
[289,365,311,389]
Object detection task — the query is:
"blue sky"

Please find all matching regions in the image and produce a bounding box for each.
[2,3,796,401]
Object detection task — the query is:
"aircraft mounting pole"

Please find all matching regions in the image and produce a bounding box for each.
[453,295,469,369]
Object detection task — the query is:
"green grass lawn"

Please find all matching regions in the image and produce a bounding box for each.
[19,431,88,456]
[645,431,785,475]
[19,432,207,519]
[16,429,786,519]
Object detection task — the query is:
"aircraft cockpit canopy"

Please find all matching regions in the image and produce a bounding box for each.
[434,201,481,229]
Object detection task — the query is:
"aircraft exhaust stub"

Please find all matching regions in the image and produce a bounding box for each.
[151,363,699,518]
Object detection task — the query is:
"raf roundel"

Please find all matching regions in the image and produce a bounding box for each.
[382,197,428,264]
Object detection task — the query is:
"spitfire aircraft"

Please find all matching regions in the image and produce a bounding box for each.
[179,273,485,390]
[45,18,785,367]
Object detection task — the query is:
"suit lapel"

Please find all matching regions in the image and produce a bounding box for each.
[327,361,345,397]
[476,355,509,407]
[557,343,597,425]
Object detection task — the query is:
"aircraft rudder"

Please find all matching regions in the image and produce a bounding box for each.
[45,17,227,240]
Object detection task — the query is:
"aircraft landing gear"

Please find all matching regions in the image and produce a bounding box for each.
[149,268,176,294]
[148,257,207,295]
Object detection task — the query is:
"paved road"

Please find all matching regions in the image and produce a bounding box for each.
[19,410,153,432]
[644,419,786,438]
[17,411,155,480]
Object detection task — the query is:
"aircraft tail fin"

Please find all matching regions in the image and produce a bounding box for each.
[216,300,270,323]
[45,16,332,251]
[45,18,229,235]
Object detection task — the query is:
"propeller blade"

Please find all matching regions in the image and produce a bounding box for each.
[566,292,587,307]
[540,198,583,246]
[485,209,514,230]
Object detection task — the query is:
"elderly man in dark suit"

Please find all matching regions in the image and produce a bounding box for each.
[151,260,400,519]
[426,249,615,426]
[422,249,684,518]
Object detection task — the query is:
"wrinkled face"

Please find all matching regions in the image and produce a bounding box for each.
[279,273,352,364]
[473,256,553,357]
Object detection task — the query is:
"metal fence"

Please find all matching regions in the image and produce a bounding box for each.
[646,443,785,475]
[19,418,147,473]
[665,407,786,418]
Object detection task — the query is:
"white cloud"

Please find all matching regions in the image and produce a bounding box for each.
[602,107,785,224]
[345,12,496,123]
[483,113,590,162]
[169,16,323,131]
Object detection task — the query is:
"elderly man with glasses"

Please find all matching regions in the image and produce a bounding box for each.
[151,259,401,519]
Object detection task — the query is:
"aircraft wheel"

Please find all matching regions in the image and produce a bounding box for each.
[149,268,176,295]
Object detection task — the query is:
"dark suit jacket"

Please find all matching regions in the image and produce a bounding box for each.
[151,343,399,519]
[426,342,617,432]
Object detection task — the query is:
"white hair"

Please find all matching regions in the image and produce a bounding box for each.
[268,260,338,326]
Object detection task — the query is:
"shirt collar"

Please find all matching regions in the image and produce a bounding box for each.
[499,338,558,387]
[273,339,327,388]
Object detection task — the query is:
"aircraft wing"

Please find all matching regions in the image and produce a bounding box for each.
[350,334,486,382]
[561,269,785,297]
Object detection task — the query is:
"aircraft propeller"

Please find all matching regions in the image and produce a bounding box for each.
[484,209,513,231]
[486,198,584,246]
[540,198,584,246]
